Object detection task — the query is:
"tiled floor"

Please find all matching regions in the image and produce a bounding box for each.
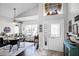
[18,42,64,56]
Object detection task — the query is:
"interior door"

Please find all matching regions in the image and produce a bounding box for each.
[48,23,64,52]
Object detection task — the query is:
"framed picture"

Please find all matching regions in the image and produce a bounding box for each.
[68,20,72,32]
[43,3,63,16]
[39,24,42,32]
[4,27,11,33]
[73,24,78,34]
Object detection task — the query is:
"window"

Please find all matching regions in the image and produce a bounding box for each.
[25,24,37,36]
[14,26,19,34]
[51,24,60,37]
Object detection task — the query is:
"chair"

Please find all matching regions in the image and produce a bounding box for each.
[34,35,39,49]
[9,39,20,52]
[0,37,3,47]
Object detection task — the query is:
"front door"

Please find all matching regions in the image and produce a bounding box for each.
[47,23,64,52]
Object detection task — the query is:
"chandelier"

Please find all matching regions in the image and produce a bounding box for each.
[13,8,17,25]
[12,8,22,26]
[13,8,16,22]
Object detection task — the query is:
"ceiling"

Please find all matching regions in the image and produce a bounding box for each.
[16,15,39,22]
[0,3,38,19]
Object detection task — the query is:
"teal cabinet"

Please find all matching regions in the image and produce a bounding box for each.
[64,39,79,56]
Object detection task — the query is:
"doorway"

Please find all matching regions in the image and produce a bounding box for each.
[46,22,64,52]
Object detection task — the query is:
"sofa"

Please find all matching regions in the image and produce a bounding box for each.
[0,37,9,47]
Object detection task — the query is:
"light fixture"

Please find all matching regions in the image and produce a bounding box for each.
[13,8,16,22]
[13,8,17,25]
[12,8,22,27]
